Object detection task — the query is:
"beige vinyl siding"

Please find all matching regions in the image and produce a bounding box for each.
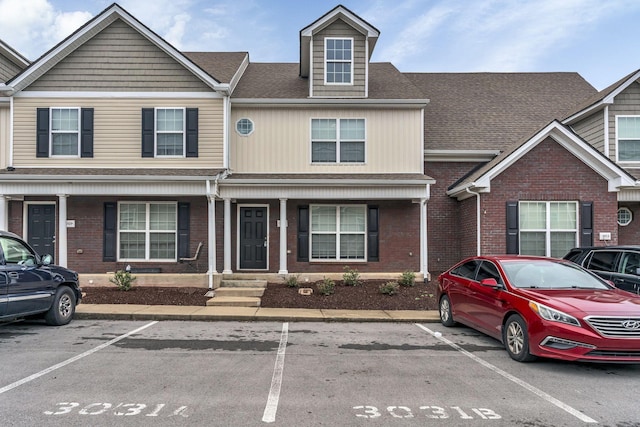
[571,110,604,153]
[0,106,9,169]
[26,18,210,92]
[610,82,640,161]
[12,97,224,168]
[312,19,366,97]
[0,53,22,82]
[230,108,423,173]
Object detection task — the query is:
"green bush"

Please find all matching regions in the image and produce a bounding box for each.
[379,281,400,295]
[342,266,361,286]
[317,278,335,296]
[285,274,300,288]
[399,270,416,287]
[109,270,136,291]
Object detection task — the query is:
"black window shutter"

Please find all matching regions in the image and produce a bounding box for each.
[297,206,309,261]
[581,201,593,247]
[367,206,379,262]
[80,108,94,158]
[103,202,117,262]
[36,108,50,158]
[506,201,519,254]
[141,108,155,157]
[177,203,190,259]
[186,108,198,157]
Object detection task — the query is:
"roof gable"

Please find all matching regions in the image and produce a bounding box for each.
[447,120,636,200]
[0,39,29,87]
[6,3,229,94]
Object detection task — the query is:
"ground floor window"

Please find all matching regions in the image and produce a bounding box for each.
[310,205,366,260]
[519,201,578,257]
[118,202,177,261]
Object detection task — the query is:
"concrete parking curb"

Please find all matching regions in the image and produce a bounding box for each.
[75,304,441,323]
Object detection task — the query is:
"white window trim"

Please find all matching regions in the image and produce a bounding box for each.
[519,201,578,257]
[155,107,186,158]
[117,201,178,262]
[309,204,367,262]
[324,37,354,86]
[50,107,80,158]
[235,118,254,136]
[615,115,640,164]
[310,117,366,164]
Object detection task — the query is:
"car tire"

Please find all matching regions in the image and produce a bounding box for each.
[44,286,76,326]
[439,295,456,327]
[503,314,536,362]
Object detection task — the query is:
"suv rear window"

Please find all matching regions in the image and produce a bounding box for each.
[586,251,617,272]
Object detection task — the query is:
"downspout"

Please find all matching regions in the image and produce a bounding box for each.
[466,186,481,256]
[205,179,214,291]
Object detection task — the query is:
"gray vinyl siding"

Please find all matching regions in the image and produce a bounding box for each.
[312,19,366,97]
[0,52,22,82]
[572,111,604,153]
[26,18,210,92]
[610,82,640,161]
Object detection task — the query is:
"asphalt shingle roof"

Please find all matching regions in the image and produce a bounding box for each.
[183,51,248,85]
[404,72,597,151]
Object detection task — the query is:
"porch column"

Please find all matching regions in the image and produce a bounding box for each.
[278,198,288,275]
[0,195,7,231]
[207,195,217,287]
[223,198,232,274]
[420,198,429,281]
[57,194,68,267]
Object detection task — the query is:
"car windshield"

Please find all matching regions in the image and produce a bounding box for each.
[501,259,611,290]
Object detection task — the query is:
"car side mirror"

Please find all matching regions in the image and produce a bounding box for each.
[480,278,501,289]
[41,254,53,266]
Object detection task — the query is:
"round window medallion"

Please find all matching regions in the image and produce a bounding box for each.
[618,207,633,226]
[236,118,254,136]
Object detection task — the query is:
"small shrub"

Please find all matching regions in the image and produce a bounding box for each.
[285,274,300,288]
[342,266,361,286]
[399,270,416,287]
[317,278,335,296]
[379,281,400,295]
[109,270,136,291]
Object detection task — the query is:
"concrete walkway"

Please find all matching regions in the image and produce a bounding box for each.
[75,304,440,322]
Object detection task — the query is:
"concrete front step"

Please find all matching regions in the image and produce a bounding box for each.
[206,296,261,307]
[220,279,267,288]
[215,287,265,297]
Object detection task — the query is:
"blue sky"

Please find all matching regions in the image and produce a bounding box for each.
[0,0,638,90]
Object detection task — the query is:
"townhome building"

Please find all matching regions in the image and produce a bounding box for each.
[1,3,640,289]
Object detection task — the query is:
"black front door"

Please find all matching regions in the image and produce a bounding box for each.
[27,204,56,260]
[239,207,267,270]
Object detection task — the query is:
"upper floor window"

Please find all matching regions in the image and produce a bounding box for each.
[519,201,578,258]
[36,107,93,158]
[311,118,365,163]
[617,116,640,162]
[51,108,80,156]
[325,38,352,84]
[156,108,185,157]
[141,108,198,158]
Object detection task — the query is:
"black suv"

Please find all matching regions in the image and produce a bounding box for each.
[0,230,81,325]
[563,246,640,295]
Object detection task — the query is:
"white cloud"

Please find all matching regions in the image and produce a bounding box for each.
[0,0,92,60]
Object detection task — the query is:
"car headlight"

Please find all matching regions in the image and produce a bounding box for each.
[529,301,580,327]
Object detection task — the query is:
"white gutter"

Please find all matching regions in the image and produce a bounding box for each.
[223,94,230,169]
[603,106,609,158]
[466,186,481,256]
[9,96,14,168]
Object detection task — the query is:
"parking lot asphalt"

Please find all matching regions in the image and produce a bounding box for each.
[75,304,440,322]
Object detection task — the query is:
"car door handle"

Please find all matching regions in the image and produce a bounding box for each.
[8,272,19,278]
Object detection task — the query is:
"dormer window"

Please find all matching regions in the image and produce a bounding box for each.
[325,38,352,84]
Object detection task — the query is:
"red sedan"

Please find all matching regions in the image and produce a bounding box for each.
[437,255,640,363]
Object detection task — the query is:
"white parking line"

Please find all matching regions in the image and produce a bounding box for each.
[415,324,598,424]
[0,321,158,396]
[262,322,289,423]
